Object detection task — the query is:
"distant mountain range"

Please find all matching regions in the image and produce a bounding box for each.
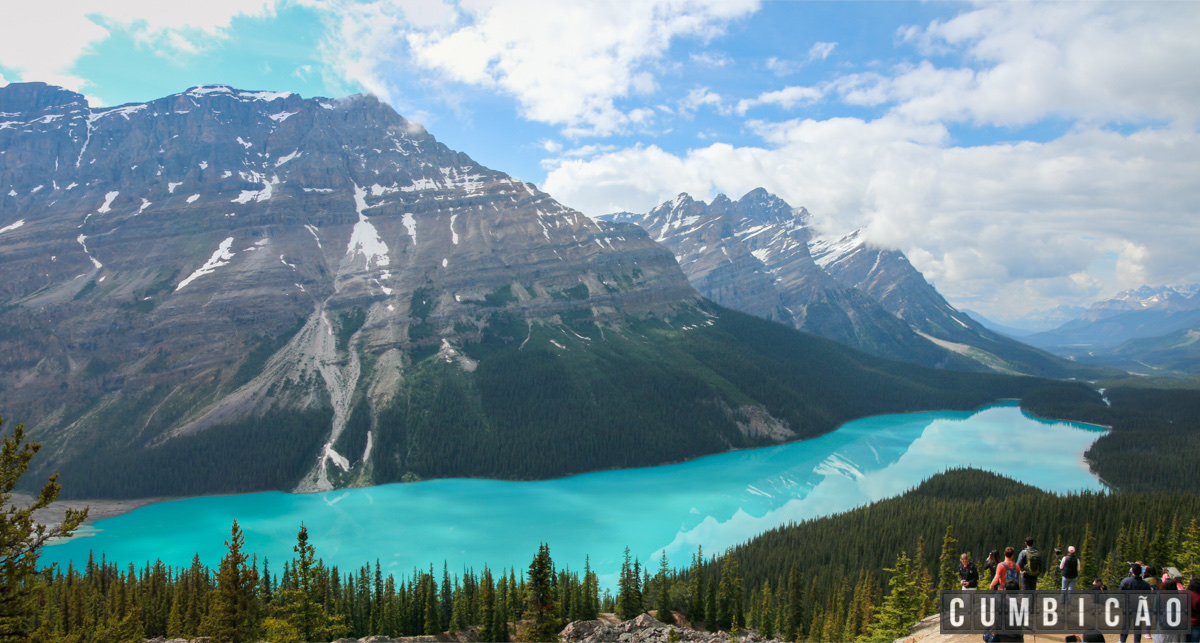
[1022,285,1200,375]
[0,82,1065,499]
[602,192,1109,379]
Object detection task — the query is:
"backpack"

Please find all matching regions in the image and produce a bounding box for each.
[1024,548,1042,576]
[998,562,1018,589]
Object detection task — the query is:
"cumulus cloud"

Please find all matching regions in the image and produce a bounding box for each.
[543,118,1200,317]
[883,2,1200,127]
[679,87,727,116]
[0,1,276,91]
[320,0,760,137]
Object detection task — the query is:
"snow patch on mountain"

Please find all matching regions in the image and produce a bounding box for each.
[176,237,236,291]
[347,184,390,268]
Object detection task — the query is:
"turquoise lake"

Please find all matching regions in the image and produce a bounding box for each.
[44,403,1106,586]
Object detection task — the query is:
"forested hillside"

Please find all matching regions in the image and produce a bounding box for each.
[1021,383,1200,492]
[54,304,1091,499]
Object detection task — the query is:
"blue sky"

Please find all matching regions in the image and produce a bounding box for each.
[2,1,1198,324]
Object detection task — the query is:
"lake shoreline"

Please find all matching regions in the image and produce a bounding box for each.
[26,400,1107,531]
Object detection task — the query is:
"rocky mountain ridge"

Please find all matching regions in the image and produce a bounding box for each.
[607,191,1109,378]
[0,81,699,495]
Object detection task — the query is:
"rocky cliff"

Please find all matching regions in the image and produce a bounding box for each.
[610,190,1115,378]
[0,82,697,495]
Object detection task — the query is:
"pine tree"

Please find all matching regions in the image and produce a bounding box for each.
[783,563,803,642]
[200,520,260,643]
[279,524,345,641]
[656,550,674,625]
[616,548,642,620]
[424,567,441,635]
[937,525,959,591]
[705,575,718,632]
[522,543,559,642]
[1178,519,1200,578]
[716,557,743,631]
[0,418,88,643]
[912,536,933,619]
[758,580,774,640]
[688,547,706,625]
[479,568,496,643]
[1080,523,1098,587]
[442,562,453,631]
[580,557,599,621]
[867,551,919,642]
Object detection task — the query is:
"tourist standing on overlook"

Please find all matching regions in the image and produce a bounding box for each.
[1119,564,1152,643]
[958,553,979,589]
[990,547,1022,591]
[1059,546,1079,593]
[1016,537,1042,590]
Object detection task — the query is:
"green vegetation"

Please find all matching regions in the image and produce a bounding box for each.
[685,468,1200,641]
[335,308,367,353]
[366,304,1091,483]
[1021,383,1200,492]
[483,285,518,307]
[229,317,306,390]
[54,408,333,498]
[26,536,600,643]
[0,418,87,643]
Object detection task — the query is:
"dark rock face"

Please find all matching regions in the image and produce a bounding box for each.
[603,190,972,370]
[810,229,1113,378]
[0,82,696,493]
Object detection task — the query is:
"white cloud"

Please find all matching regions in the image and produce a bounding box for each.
[765,56,797,76]
[807,41,836,62]
[0,1,276,92]
[690,51,732,67]
[543,119,1200,317]
[878,2,1200,127]
[322,0,760,137]
[736,85,824,115]
[679,87,726,116]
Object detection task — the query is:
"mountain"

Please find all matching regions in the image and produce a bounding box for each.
[597,190,973,369]
[1024,285,1200,375]
[608,191,1110,378]
[1025,285,1200,351]
[1073,327,1200,375]
[0,83,1078,499]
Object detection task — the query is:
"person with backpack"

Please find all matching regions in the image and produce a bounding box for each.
[1060,545,1080,593]
[1016,537,1042,590]
[990,547,1022,591]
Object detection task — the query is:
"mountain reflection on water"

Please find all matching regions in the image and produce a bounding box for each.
[45,402,1104,586]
